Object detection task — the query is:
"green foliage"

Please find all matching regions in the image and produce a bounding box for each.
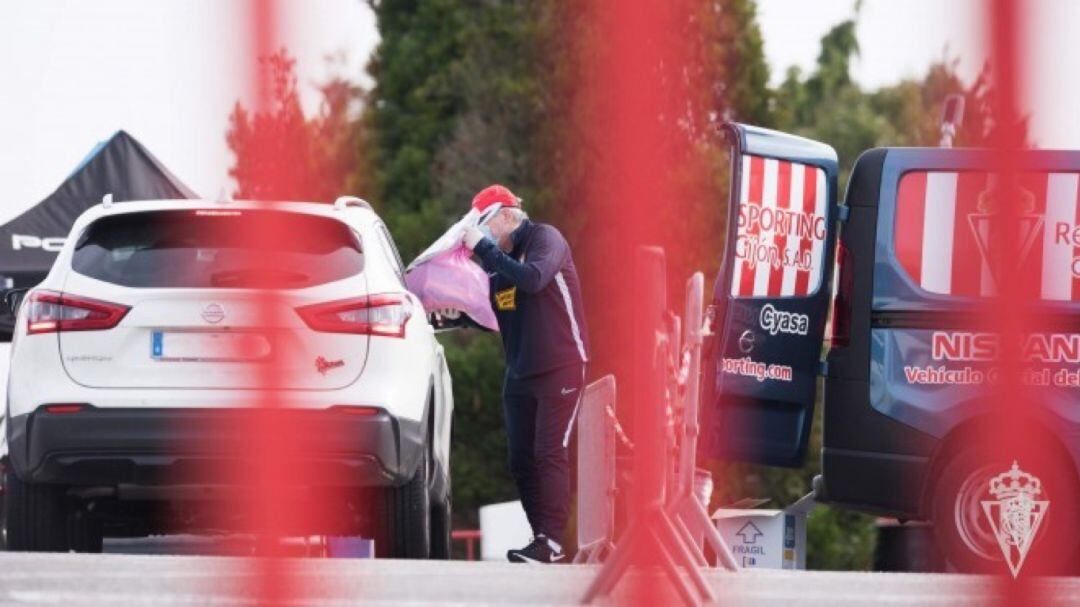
[362,0,546,534]
[227,50,367,201]
[364,0,545,261]
[805,506,878,570]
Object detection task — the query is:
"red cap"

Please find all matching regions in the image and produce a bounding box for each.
[471,184,521,215]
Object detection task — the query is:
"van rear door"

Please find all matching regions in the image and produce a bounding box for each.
[705,123,840,467]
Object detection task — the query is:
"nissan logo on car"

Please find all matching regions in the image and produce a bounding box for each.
[202,303,225,324]
[759,303,809,336]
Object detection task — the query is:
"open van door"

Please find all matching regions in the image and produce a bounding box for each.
[704,123,840,467]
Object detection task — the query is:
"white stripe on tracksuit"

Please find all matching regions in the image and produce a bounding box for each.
[562,366,586,448]
[554,270,586,448]
[554,271,587,364]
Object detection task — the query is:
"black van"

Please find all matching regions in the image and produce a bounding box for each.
[706,123,1080,575]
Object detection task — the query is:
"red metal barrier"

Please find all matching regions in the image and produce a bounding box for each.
[451,529,482,561]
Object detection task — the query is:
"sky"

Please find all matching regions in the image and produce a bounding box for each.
[757,0,984,88]
[0,0,378,223]
[0,1,1076,224]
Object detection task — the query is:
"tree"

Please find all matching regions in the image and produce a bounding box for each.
[362,0,546,538]
[227,50,368,201]
[773,15,997,183]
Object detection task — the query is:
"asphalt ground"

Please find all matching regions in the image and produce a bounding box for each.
[1,540,1079,606]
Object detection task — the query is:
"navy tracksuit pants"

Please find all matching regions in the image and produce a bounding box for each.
[503,364,585,542]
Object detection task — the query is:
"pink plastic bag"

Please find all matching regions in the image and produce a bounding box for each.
[405,245,498,331]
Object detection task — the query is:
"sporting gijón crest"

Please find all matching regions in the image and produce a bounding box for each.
[981,461,1049,578]
[968,180,1044,293]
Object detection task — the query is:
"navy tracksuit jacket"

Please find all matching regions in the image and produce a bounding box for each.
[474,219,589,542]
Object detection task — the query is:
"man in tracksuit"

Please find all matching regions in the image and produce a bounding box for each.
[461,184,589,564]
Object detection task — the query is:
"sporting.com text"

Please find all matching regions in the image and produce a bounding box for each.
[722,356,793,383]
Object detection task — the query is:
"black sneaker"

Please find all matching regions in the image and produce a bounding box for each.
[507,535,565,564]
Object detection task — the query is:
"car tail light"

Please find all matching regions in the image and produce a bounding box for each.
[296,294,412,338]
[26,290,130,335]
[43,404,89,414]
[829,240,853,348]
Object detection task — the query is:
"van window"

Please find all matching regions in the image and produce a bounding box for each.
[730,154,828,298]
[73,209,364,288]
[893,170,1079,301]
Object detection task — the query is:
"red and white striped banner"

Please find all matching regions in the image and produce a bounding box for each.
[895,171,1080,302]
[730,154,828,298]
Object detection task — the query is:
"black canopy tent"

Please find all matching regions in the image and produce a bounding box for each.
[0,130,197,337]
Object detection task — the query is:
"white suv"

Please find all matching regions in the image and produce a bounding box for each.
[2,197,453,558]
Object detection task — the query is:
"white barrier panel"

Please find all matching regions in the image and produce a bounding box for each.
[479,500,531,561]
[575,375,616,562]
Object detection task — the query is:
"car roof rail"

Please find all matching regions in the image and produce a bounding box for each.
[333,196,373,212]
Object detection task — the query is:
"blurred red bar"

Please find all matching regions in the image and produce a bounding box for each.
[236,1,301,605]
[451,529,482,561]
[982,0,1071,600]
[568,0,709,603]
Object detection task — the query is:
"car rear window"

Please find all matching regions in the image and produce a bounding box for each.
[72,209,363,288]
[894,170,1080,302]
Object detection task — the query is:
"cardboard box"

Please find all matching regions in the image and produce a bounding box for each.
[711,494,815,570]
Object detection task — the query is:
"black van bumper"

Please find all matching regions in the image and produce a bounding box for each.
[6,406,424,490]
[821,448,932,519]
[821,377,939,519]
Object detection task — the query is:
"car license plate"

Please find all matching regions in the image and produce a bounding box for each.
[151,331,271,362]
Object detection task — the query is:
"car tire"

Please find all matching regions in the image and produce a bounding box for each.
[68,508,104,554]
[930,441,1080,576]
[376,460,431,559]
[4,469,68,552]
[430,494,452,560]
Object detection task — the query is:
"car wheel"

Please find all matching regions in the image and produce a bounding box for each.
[68,507,103,553]
[430,494,452,560]
[376,460,431,559]
[930,442,1080,576]
[4,469,68,552]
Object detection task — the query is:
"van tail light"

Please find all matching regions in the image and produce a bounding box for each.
[26,290,130,335]
[830,240,853,348]
[296,294,412,338]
